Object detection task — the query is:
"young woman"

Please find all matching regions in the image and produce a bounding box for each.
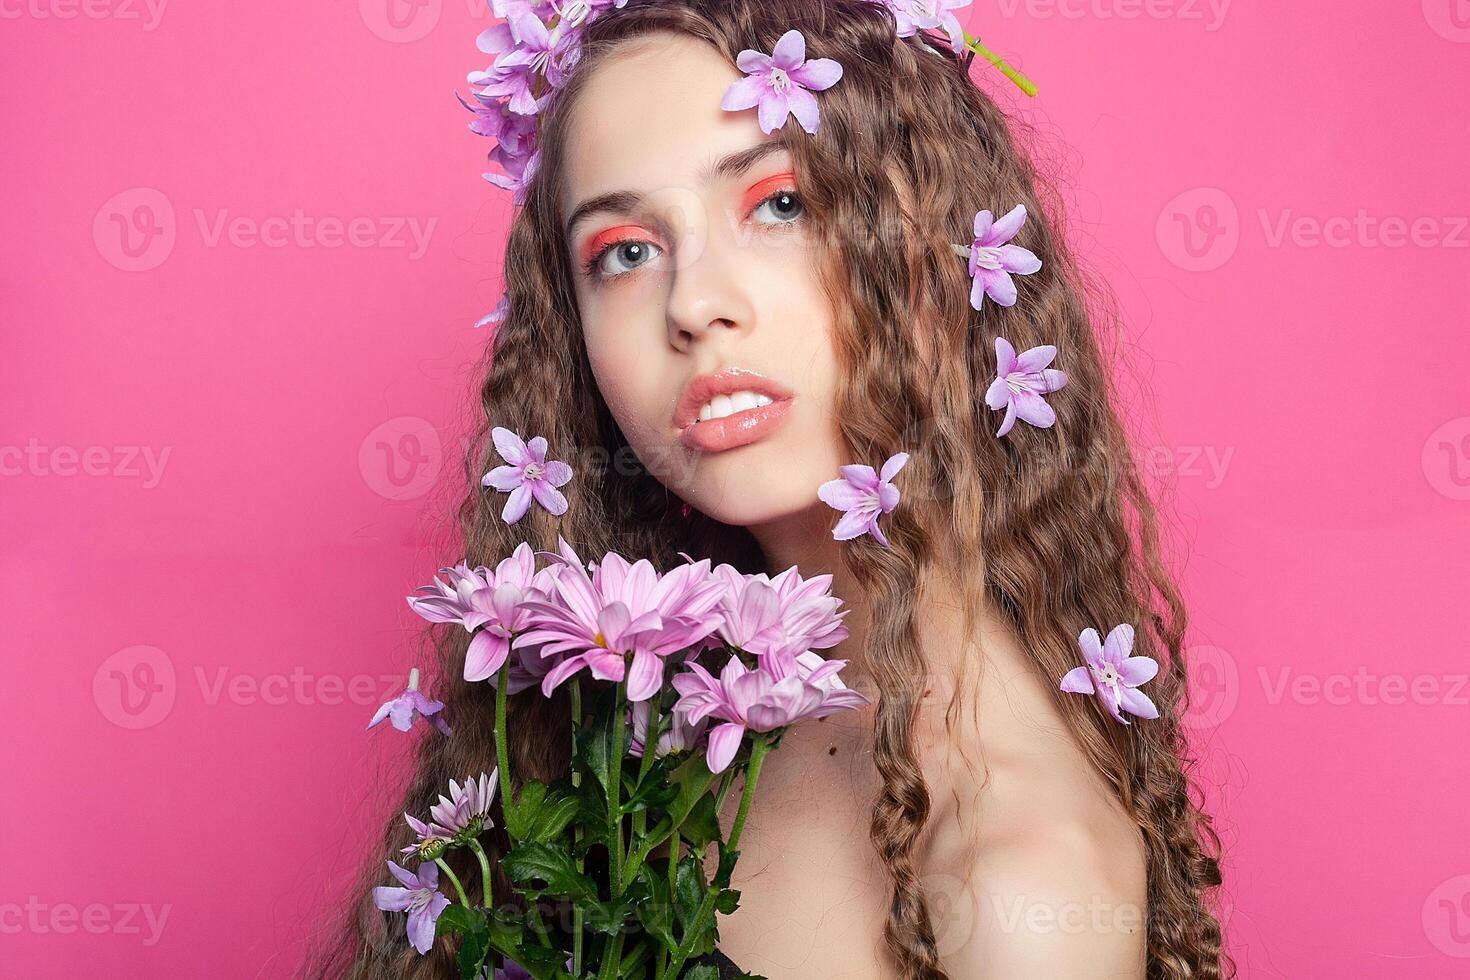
[316,0,1230,976]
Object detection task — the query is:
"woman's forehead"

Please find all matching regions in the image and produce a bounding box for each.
[561,34,769,201]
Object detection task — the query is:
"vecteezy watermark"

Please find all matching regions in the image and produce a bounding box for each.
[93,187,438,271]
[1180,644,1238,730]
[0,0,167,30]
[0,439,172,488]
[359,416,445,501]
[93,645,177,730]
[986,893,1145,936]
[1422,416,1470,501]
[1258,209,1470,250]
[1156,188,1240,272]
[95,646,423,729]
[1157,187,1470,270]
[359,0,442,43]
[1424,874,1470,958]
[994,0,1232,31]
[0,899,171,945]
[1258,666,1470,707]
[1139,444,1235,490]
[194,667,411,707]
[1423,0,1470,43]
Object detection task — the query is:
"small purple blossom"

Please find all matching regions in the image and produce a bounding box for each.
[627,698,710,759]
[367,668,451,736]
[983,337,1068,437]
[967,204,1042,310]
[473,294,510,329]
[428,771,500,837]
[1059,624,1160,726]
[671,651,870,773]
[406,543,554,683]
[720,29,844,135]
[816,452,909,547]
[482,426,574,524]
[469,7,577,115]
[372,860,450,955]
[708,563,850,659]
[872,0,973,53]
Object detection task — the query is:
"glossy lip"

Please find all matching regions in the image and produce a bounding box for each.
[673,367,795,453]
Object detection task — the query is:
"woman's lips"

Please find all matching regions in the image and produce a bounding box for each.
[677,397,793,452]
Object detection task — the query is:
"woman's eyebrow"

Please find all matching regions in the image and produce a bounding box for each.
[564,139,788,238]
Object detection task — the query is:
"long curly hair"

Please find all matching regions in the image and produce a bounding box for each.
[307,0,1233,976]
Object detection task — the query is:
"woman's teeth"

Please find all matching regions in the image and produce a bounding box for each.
[697,390,774,422]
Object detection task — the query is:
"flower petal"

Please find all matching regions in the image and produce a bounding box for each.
[706,722,746,774]
[1059,665,1095,694]
[492,426,530,466]
[986,204,1028,245]
[790,56,843,91]
[501,484,532,524]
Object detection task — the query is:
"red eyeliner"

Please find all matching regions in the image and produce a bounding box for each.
[739,171,798,215]
[579,223,653,269]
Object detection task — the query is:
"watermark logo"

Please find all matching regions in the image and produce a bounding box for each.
[359,416,444,500]
[994,0,1232,31]
[359,0,442,42]
[93,187,176,272]
[0,899,171,945]
[0,439,172,488]
[0,0,168,30]
[1424,874,1470,958]
[1423,0,1470,43]
[1422,416,1470,501]
[1156,188,1239,272]
[93,645,176,729]
[1180,644,1238,729]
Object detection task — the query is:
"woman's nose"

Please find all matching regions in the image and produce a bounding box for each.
[661,195,756,350]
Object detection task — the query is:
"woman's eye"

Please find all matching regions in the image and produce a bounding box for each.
[592,239,662,279]
[750,189,804,225]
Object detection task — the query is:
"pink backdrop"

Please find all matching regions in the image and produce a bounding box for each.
[3,1,1468,977]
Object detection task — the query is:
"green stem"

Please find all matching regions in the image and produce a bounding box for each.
[960,31,1038,97]
[570,678,584,976]
[435,857,471,908]
[494,657,513,810]
[628,694,661,867]
[665,735,772,977]
[468,839,494,910]
[607,678,626,900]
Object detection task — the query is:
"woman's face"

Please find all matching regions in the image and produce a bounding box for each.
[561,33,845,528]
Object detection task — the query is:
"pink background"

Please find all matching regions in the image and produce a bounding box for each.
[3,1,1468,976]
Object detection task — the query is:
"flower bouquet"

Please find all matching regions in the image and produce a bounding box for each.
[369,538,870,979]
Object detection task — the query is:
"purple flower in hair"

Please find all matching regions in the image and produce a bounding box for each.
[1059,624,1160,725]
[482,426,574,524]
[720,29,844,135]
[984,337,1068,437]
[474,294,510,329]
[367,668,451,736]
[372,860,450,955]
[966,204,1042,309]
[873,0,972,53]
[816,452,909,547]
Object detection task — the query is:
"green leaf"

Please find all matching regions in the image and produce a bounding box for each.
[503,842,600,902]
[678,792,721,848]
[680,965,718,980]
[503,779,547,840]
[714,887,741,915]
[525,782,581,843]
[434,903,484,938]
[574,697,618,793]
[673,855,709,932]
[634,861,678,951]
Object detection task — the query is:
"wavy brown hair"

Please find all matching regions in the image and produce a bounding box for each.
[308,0,1232,977]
